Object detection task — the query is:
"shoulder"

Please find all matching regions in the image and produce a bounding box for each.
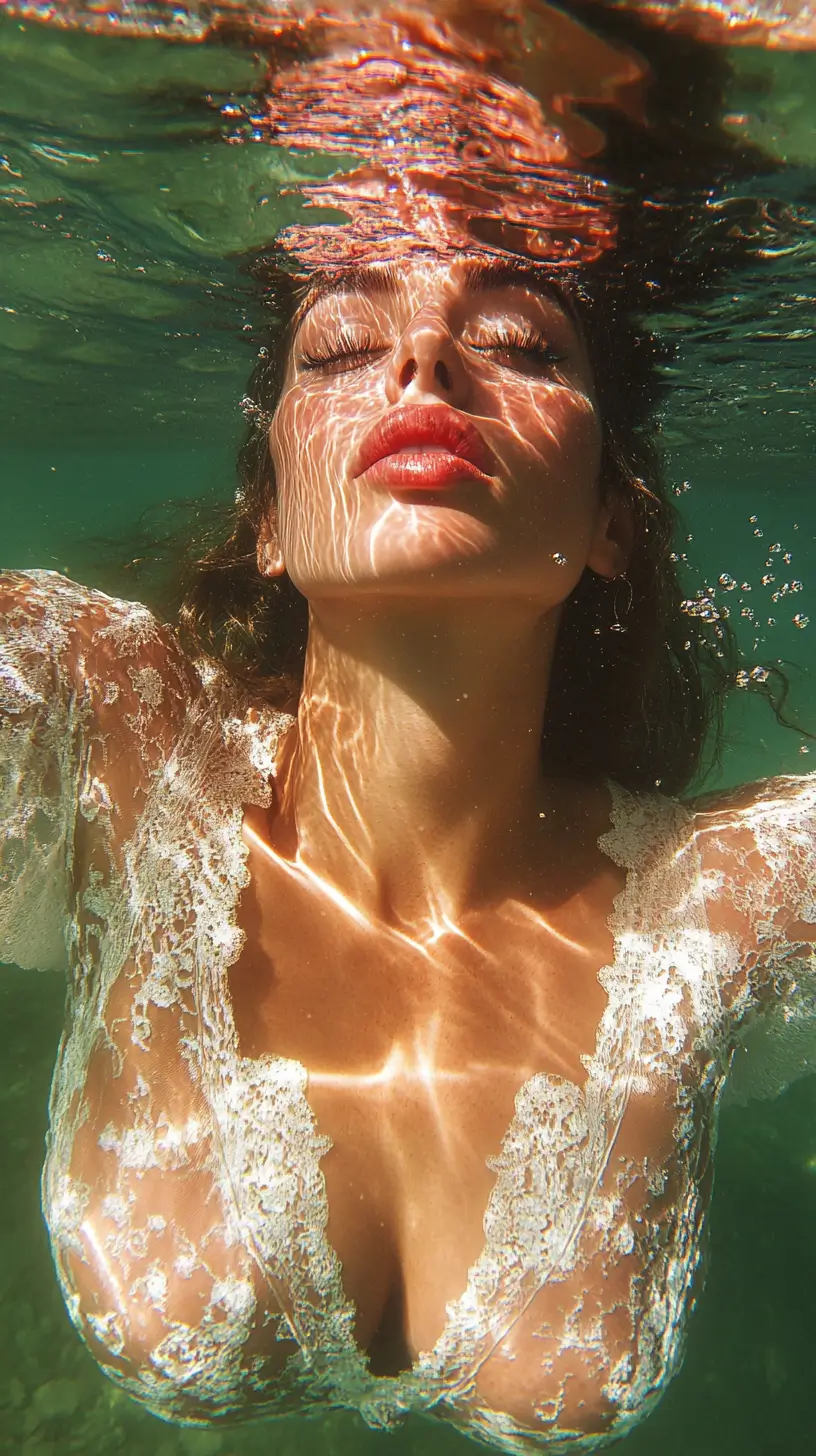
[686,774,816,865]
[1,568,199,716]
[589,774,816,881]
[1,572,205,818]
[1,568,149,640]
[684,776,816,979]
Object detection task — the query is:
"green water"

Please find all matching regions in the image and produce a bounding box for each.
[2,13,816,1455]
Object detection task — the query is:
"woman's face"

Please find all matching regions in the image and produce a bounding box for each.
[268,255,621,607]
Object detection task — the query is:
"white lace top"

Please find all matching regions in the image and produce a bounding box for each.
[2,569,815,1453]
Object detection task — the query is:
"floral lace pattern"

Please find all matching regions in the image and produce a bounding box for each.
[2,571,815,1451]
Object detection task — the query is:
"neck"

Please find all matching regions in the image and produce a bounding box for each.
[270,600,561,933]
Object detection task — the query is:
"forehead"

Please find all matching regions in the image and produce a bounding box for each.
[292,256,576,332]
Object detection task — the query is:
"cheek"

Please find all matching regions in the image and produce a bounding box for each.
[271,390,326,486]
[547,391,601,468]
[270,387,367,584]
[509,390,602,511]
[565,401,603,498]
[270,390,339,551]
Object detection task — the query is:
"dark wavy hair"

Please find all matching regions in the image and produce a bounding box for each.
[113,8,808,798]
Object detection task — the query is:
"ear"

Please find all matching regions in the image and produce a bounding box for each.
[256,506,286,579]
[586,493,633,580]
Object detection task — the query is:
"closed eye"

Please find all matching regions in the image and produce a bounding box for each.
[298,324,566,376]
[298,328,388,374]
[469,325,565,370]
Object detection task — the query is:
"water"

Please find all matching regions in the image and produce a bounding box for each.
[2,5,816,1453]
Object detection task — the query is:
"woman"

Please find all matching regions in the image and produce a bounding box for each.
[3,235,816,1453]
[3,0,816,1450]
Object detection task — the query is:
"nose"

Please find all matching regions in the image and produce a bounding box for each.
[385,311,470,407]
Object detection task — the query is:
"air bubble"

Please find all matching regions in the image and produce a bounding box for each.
[551,551,567,565]
[740,582,752,592]
[718,573,737,591]
[794,614,810,629]
[770,543,782,554]
[753,529,764,538]
[681,596,722,622]
[750,666,770,683]
[800,745,810,755]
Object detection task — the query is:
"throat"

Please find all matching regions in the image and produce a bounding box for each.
[269,604,559,927]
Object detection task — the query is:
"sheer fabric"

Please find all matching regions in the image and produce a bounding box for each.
[2,570,815,1451]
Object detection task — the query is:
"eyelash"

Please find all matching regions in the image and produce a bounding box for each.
[299,328,383,373]
[298,325,565,373]
[472,325,565,368]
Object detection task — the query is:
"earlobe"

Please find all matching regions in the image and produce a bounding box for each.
[586,496,634,580]
[256,511,286,579]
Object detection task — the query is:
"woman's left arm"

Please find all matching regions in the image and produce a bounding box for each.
[692,774,816,1101]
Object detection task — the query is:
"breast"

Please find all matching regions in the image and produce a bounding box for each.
[220,815,719,1445]
[389,1067,714,1448]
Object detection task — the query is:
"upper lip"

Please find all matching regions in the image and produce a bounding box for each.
[352,405,496,478]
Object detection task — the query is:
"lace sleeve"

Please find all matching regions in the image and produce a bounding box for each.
[1,570,91,971]
[693,775,816,1103]
[0,571,306,1422]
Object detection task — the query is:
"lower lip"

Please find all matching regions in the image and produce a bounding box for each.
[361,448,492,492]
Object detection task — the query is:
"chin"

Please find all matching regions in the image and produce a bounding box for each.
[289,516,502,596]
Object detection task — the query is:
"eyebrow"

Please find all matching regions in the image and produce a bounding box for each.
[292,257,575,333]
[292,263,403,333]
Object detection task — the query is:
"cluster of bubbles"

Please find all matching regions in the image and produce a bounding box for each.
[677,496,809,671]
[673,490,811,757]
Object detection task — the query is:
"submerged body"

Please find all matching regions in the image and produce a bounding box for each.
[2,569,815,1453]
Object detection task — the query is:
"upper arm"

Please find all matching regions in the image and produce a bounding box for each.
[692,775,816,987]
[690,775,816,1098]
[0,570,197,971]
[1,571,88,970]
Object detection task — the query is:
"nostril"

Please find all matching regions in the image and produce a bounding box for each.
[399,358,418,389]
[435,360,452,390]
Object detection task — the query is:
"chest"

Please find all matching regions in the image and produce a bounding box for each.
[57,768,725,1440]
[226,828,702,1383]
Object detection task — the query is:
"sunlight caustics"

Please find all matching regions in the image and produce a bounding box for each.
[1,3,816,1455]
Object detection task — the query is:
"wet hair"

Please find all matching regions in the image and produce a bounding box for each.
[135,9,808,797]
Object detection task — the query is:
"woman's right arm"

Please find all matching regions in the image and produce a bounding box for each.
[0,570,91,972]
[1,567,204,975]
[3,570,302,1421]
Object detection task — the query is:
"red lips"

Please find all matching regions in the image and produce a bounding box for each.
[352,405,496,492]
